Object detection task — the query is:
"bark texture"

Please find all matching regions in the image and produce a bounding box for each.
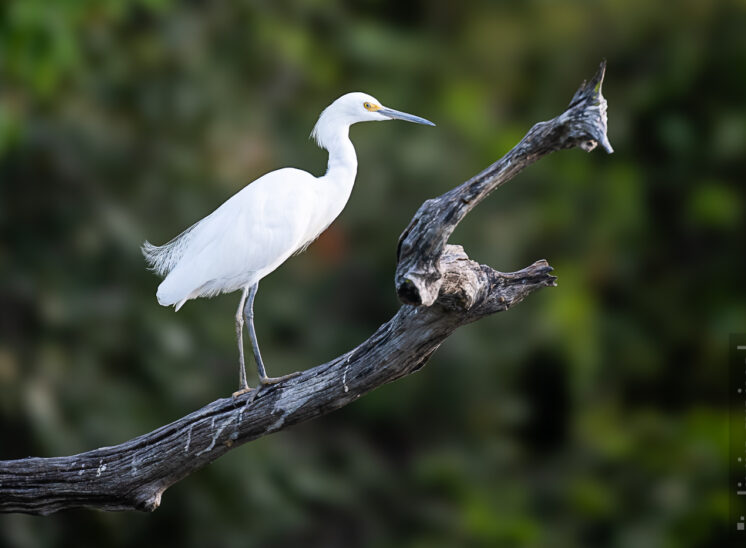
[0,62,611,515]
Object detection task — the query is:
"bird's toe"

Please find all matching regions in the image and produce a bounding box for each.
[232,386,254,398]
[259,372,301,385]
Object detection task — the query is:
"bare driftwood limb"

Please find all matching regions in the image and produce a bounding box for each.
[396,61,612,306]
[0,62,611,515]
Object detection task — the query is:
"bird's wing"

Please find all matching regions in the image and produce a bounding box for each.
[155,168,318,305]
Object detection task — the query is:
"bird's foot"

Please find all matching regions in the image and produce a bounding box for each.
[259,371,301,386]
[232,386,254,398]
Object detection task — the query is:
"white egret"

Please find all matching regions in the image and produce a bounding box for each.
[143,92,434,396]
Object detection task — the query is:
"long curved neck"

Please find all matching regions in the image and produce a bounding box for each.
[321,126,357,183]
[310,110,359,225]
[303,126,357,233]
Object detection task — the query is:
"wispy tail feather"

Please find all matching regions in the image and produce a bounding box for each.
[142,240,182,277]
[142,240,163,273]
[142,219,202,277]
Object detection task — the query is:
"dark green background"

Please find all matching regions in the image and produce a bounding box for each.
[1,1,743,546]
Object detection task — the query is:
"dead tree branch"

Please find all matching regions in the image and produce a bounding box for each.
[0,62,611,515]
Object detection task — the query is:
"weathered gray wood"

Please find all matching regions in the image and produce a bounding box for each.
[396,61,611,306]
[0,62,611,515]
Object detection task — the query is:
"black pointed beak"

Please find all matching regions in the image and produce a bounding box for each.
[378,107,435,126]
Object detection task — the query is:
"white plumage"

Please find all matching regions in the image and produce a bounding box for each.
[143,92,434,395]
[144,167,320,309]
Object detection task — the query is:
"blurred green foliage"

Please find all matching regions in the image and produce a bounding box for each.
[1,0,744,546]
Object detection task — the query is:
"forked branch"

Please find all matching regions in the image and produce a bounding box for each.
[396,60,611,306]
[0,62,611,515]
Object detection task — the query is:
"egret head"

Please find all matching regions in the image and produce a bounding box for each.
[311,92,434,149]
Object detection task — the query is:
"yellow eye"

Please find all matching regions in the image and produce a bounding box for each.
[363,102,379,111]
